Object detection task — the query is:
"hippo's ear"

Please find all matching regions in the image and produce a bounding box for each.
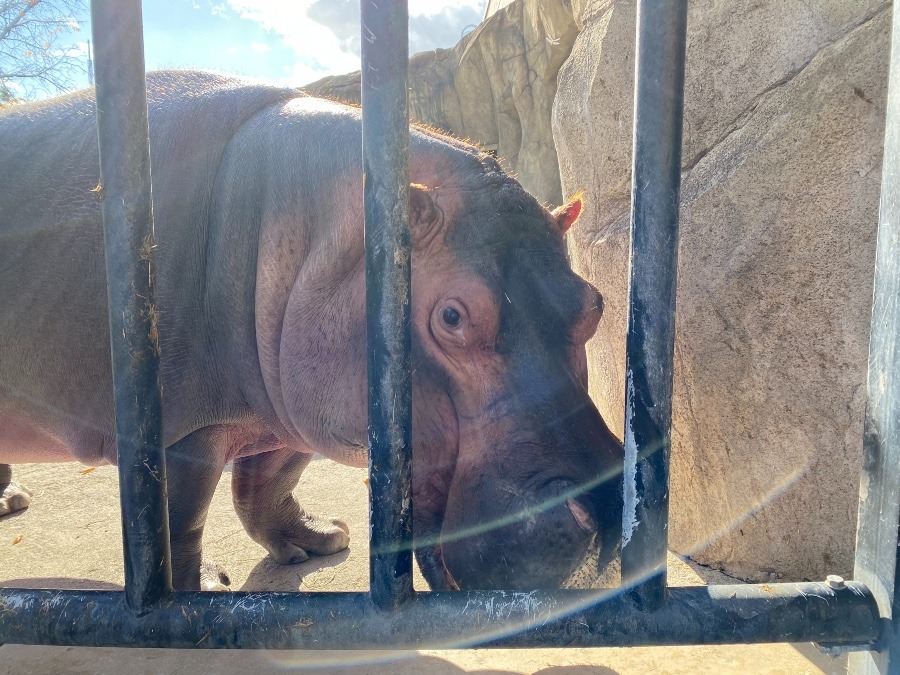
[551,193,584,235]
[410,183,443,249]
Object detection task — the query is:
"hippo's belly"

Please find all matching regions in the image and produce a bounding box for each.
[0,411,109,465]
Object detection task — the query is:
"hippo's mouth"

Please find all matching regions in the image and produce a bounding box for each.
[562,537,621,589]
[432,497,608,590]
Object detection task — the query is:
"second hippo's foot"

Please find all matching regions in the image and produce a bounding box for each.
[200,558,232,591]
[0,479,33,518]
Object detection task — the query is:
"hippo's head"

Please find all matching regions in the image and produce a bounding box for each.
[407,149,624,591]
[263,107,622,591]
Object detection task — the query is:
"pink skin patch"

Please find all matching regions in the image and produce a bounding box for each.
[566,498,598,533]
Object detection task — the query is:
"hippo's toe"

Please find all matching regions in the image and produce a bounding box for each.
[265,513,349,564]
[266,540,311,565]
[298,514,350,556]
[0,481,33,517]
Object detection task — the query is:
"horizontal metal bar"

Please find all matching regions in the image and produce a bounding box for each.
[90,0,172,610]
[0,583,880,649]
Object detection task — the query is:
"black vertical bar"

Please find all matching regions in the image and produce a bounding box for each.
[849,4,900,673]
[620,0,688,609]
[361,0,414,610]
[91,0,172,610]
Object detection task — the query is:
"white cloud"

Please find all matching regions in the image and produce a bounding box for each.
[408,0,484,17]
[210,3,230,17]
[6,80,25,97]
[224,0,359,83]
[250,41,271,53]
[223,0,486,85]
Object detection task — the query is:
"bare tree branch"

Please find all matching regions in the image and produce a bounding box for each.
[0,0,88,100]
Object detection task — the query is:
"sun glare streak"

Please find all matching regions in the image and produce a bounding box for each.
[258,458,814,664]
[369,464,623,557]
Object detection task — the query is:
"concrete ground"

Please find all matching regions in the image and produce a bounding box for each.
[0,460,846,674]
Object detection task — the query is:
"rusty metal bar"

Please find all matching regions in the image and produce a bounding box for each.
[91,0,172,610]
[849,2,900,672]
[361,0,414,611]
[619,0,689,609]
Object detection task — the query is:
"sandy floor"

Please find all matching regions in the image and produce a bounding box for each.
[0,460,846,673]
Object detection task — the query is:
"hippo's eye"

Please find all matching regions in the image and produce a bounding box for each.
[442,307,461,328]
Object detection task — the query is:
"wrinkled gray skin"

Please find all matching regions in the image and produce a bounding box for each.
[0,71,623,591]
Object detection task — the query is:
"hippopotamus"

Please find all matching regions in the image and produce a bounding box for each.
[0,71,623,591]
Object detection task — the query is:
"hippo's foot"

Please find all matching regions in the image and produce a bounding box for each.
[249,499,350,566]
[267,506,350,565]
[0,481,33,517]
[200,558,232,591]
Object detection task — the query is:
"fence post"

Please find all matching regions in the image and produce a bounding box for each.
[361,0,414,611]
[620,0,689,608]
[91,0,172,610]
[849,3,900,673]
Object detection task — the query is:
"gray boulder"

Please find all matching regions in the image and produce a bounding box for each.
[553,0,891,580]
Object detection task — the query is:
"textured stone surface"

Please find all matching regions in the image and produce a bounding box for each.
[552,0,636,438]
[553,0,891,580]
[307,0,578,204]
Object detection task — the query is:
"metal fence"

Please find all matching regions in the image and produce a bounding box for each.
[0,0,898,672]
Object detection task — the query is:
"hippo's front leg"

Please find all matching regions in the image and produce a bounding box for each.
[0,464,33,517]
[232,449,349,565]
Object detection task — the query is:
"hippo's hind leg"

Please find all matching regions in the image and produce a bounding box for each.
[165,427,230,591]
[0,464,33,517]
[232,449,349,565]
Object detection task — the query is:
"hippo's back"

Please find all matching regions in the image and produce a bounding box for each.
[0,71,301,456]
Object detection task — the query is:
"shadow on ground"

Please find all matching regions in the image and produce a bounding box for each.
[241,549,354,592]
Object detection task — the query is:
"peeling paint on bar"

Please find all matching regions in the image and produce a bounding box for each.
[362,0,414,612]
[622,369,640,547]
[0,585,881,649]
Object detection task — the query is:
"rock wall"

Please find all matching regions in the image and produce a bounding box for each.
[307,0,578,205]
[309,0,892,580]
[553,0,891,580]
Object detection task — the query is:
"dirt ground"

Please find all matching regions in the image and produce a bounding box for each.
[0,460,847,674]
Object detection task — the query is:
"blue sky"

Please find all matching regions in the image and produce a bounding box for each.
[76,0,487,90]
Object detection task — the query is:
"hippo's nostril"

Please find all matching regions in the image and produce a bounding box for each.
[566,498,598,533]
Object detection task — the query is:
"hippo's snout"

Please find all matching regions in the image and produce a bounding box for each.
[441,479,599,590]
